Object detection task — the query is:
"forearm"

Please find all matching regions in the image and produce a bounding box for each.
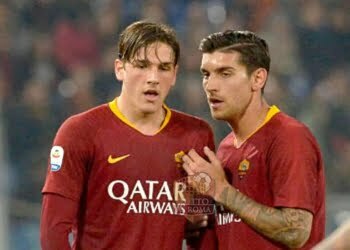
[41,227,71,250]
[41,194,77,250]
[215,183,312,249]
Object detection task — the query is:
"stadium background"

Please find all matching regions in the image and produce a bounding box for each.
[0,0,348,249]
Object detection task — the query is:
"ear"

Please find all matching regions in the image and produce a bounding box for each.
[251,68,268,91]
[114,59,125,81]
[170,64,179,87]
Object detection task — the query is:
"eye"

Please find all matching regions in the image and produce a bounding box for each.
[201,72,209,80]
[159,64,172,71]
[221,71,231,78]
[136,63,147,69]
[132,61,148,69]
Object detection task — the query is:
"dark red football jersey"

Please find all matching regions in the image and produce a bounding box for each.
[215,106,325,250]
[42,100,215,250]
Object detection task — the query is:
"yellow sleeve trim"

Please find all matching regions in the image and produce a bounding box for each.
[108,99,172,135]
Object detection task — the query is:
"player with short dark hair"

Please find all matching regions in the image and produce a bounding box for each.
[182,30,325,249]
[40,21,214,250]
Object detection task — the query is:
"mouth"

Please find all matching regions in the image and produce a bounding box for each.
[208,97,223,108]
[143,89,159,101]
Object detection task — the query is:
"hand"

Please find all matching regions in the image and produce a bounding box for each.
[185,214,208,239]
[182,147,229,201]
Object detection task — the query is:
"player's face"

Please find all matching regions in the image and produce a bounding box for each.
[115,42,177,114]
[200,51,254,122]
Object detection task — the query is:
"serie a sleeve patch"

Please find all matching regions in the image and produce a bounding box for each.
[50,146,64,171]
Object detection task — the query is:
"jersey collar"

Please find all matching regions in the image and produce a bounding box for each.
[233,105,280,148]
[108,98,172,135]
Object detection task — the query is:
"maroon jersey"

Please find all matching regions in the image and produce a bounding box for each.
[42,100,215,250]
[215,106,325,250]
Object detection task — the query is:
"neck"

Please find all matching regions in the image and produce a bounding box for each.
[228,97,269,146]
[117,95,166,135]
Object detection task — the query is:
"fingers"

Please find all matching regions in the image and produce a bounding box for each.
[182,149,208,173]
[182,156,195,175]
[188,149,209,165]
[185,230,200,238]
[204,146,220,165]
[182,154,193,165]
[182,151,198,175]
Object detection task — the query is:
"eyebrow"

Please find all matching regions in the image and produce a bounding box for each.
[133,59,174,66]
[132,59,148,64]
[200,66,235,73]
[159,62,174,67]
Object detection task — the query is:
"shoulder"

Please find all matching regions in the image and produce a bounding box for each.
[57,104,109,136]
[170,109,213,132]
[218,132,234,149]
[268,112,320,148]
[271,112,315,137]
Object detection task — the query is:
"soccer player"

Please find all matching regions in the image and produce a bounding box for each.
[40,21,215,250]
[182,30,326,249]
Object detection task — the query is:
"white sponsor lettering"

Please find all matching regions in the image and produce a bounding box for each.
[150,201,166,214]
[156,181,173,201]
[126,201,185,215]
[107,180,129,204]
[126,201,137,213]
[216,204,241,225]
[174,182,186,202]
[130,180,148,200]
[145,180,159,199]
[107,180,189,215]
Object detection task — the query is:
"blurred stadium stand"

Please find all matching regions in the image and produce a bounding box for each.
[0,0,349,249]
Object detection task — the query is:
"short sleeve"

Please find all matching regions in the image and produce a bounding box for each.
[42,116,93,201]
[268,125,321,214]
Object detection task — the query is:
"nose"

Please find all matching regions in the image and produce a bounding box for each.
[203,77,218,92]
[146,67,160,85]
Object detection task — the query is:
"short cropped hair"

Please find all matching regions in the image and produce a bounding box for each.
[118,21,180,65]
[199,30,270,76]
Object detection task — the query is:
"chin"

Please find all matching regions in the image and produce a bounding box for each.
[210,111,224,121]
[141,103,162,114]
[141,107,157,114]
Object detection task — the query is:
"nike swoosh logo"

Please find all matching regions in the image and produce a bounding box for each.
[108,154,130,164]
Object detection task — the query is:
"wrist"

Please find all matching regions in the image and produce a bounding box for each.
[213,180,231,203]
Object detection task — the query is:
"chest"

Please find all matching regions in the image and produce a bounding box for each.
[87,126,205,185]
[217,141,273,203]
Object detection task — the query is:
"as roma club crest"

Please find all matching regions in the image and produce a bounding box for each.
[238,159,250,179]
[174,151,185,168]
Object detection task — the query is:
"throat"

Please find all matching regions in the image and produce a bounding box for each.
[116,97,168,135]
[129,108,166,135]
[231,104,270,147]
[134,115,165,135]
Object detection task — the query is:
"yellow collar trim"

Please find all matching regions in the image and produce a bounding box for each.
[234,105,280,147]
[261,105,280,127]
[108,99,172,135]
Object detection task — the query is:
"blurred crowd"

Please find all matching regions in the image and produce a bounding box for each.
[0,0,349,249]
